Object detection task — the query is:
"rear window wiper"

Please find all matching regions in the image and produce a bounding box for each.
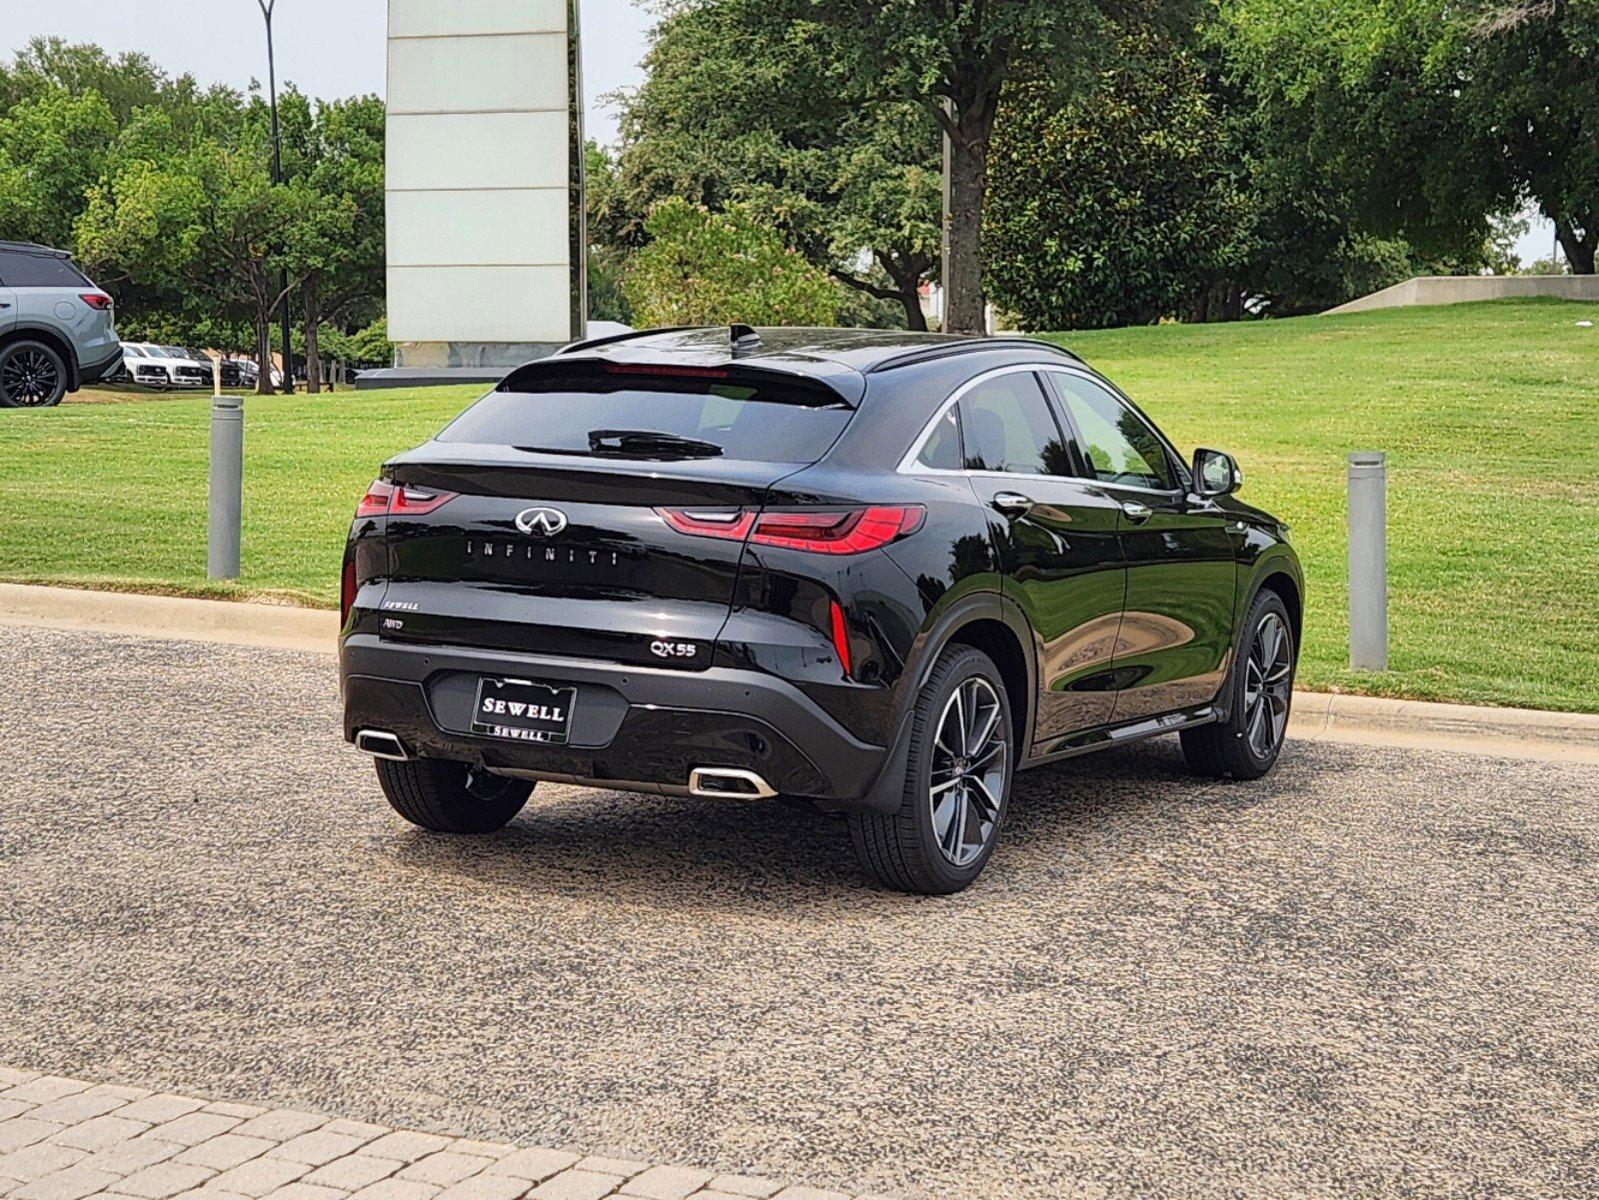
[586,429,725,459]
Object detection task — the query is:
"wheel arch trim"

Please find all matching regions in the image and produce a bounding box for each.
[0,324,81,391]
[854,588,1037,815]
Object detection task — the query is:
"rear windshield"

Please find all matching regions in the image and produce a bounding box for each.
[0,249,88,288]
[438,365,853,464]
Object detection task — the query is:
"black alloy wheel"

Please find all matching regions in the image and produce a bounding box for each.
[1241,611,1293,759]
[1181,588,1296,780]
[850,644,1014,894]
[0,341,67,408]
[929,675,1009,868]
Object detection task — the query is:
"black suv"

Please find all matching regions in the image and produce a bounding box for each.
[339,327,1302,893]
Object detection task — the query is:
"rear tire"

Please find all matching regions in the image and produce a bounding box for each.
[0,340,68,408]
[375,757,533,833]
[1181,589,1296,780]
[849,645,1014,895]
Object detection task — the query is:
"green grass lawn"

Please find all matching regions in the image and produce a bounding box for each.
[2,298,1595,711]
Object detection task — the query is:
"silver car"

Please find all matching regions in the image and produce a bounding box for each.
[0,240,121,408]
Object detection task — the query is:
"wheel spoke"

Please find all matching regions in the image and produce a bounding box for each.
[968,776,1001,821]
[926,673,1009,869]
[969,740,1004,771]
[932,786,958,842]
[941,788,968,859]
[1247,699,1269,756]
[968,703,1001,758]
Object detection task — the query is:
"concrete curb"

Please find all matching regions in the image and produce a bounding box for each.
[1288,691,1599,747]
[3,582,1595,760]
[0,582,336,654]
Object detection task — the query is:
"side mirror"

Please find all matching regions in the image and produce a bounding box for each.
[1193,448,1242,498]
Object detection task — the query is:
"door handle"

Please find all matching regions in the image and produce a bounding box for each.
[1120,501,1153,524]
[0,302,11,310]
[991,491,1034,518]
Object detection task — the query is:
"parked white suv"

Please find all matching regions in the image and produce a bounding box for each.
[120,343,211,389]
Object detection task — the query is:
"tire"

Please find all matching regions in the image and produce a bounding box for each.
[1181,589,1296,780]
[0,340,68,408]
[849,645,1015,894]
[374,756,533,834]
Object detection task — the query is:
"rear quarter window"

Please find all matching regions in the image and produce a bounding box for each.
[0,250,89,287]
[438,364,853,465]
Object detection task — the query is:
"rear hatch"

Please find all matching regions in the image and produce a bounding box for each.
[372,358,855,667]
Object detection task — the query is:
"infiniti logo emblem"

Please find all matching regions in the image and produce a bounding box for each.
[515,506,569,536]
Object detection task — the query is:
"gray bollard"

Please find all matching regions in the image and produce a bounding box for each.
[1347,451,1387,671]
[208,394,244,580]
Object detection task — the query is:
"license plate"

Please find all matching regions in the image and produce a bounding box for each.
[471,677,576,745]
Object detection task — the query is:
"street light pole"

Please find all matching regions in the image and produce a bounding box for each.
[257,0,295,394]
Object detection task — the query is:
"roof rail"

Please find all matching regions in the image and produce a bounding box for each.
[551,326,696,356]
[0,239,66,255]
[866,336,1081,374]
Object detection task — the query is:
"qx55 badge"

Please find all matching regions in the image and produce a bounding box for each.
[515,506,568,536]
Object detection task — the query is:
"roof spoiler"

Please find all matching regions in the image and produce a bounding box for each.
[496,356,858,408]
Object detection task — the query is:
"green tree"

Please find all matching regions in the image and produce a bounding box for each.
[986,36,1255,328]
[622,198,841,326]
[280,90,386,391]
[686,0,1195,332]
[78,121,353,394]
[1219,0,1598,273]
[612,6,941,329]
[585,142,634,324]
[0,88,119,248]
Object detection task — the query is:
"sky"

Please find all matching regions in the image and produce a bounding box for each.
[1,0,1557,265]
[0,0,655,146]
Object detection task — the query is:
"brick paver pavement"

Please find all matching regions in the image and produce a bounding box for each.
[0,1072,897,1200]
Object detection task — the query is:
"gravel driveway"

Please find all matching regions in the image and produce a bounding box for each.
[2,626,1595,1200]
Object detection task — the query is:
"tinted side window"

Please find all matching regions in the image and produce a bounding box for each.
[1052,374,1175,491]
[915,406,962,470]
[0,250,88,287]
[958,373,1074,476]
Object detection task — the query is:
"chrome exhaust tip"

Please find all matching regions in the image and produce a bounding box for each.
[688,767,777,800]
[355,729,410,761]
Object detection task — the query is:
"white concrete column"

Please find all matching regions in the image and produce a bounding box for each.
[386,0,585,368]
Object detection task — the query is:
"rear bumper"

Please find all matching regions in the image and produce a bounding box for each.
[340,634,899,809]
[77,345,124,387]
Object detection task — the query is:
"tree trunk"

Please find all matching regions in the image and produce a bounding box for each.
[900,285,929,332]
[303,274,323,394]
[881,257,930,332]
[944,120,992,335]
[254,308,274,396]
[1555,215,1595,274]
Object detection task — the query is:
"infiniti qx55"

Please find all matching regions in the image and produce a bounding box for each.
[339,327,1302,893]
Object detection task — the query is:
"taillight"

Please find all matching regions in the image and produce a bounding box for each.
[657,505,924,555]
[356,479,394,518]
[79,292,113,310]
[340,557,357,625]
[354,478,457,519]
[388,485,457,515]
[658,508,756,540]
[753,507,924,553]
